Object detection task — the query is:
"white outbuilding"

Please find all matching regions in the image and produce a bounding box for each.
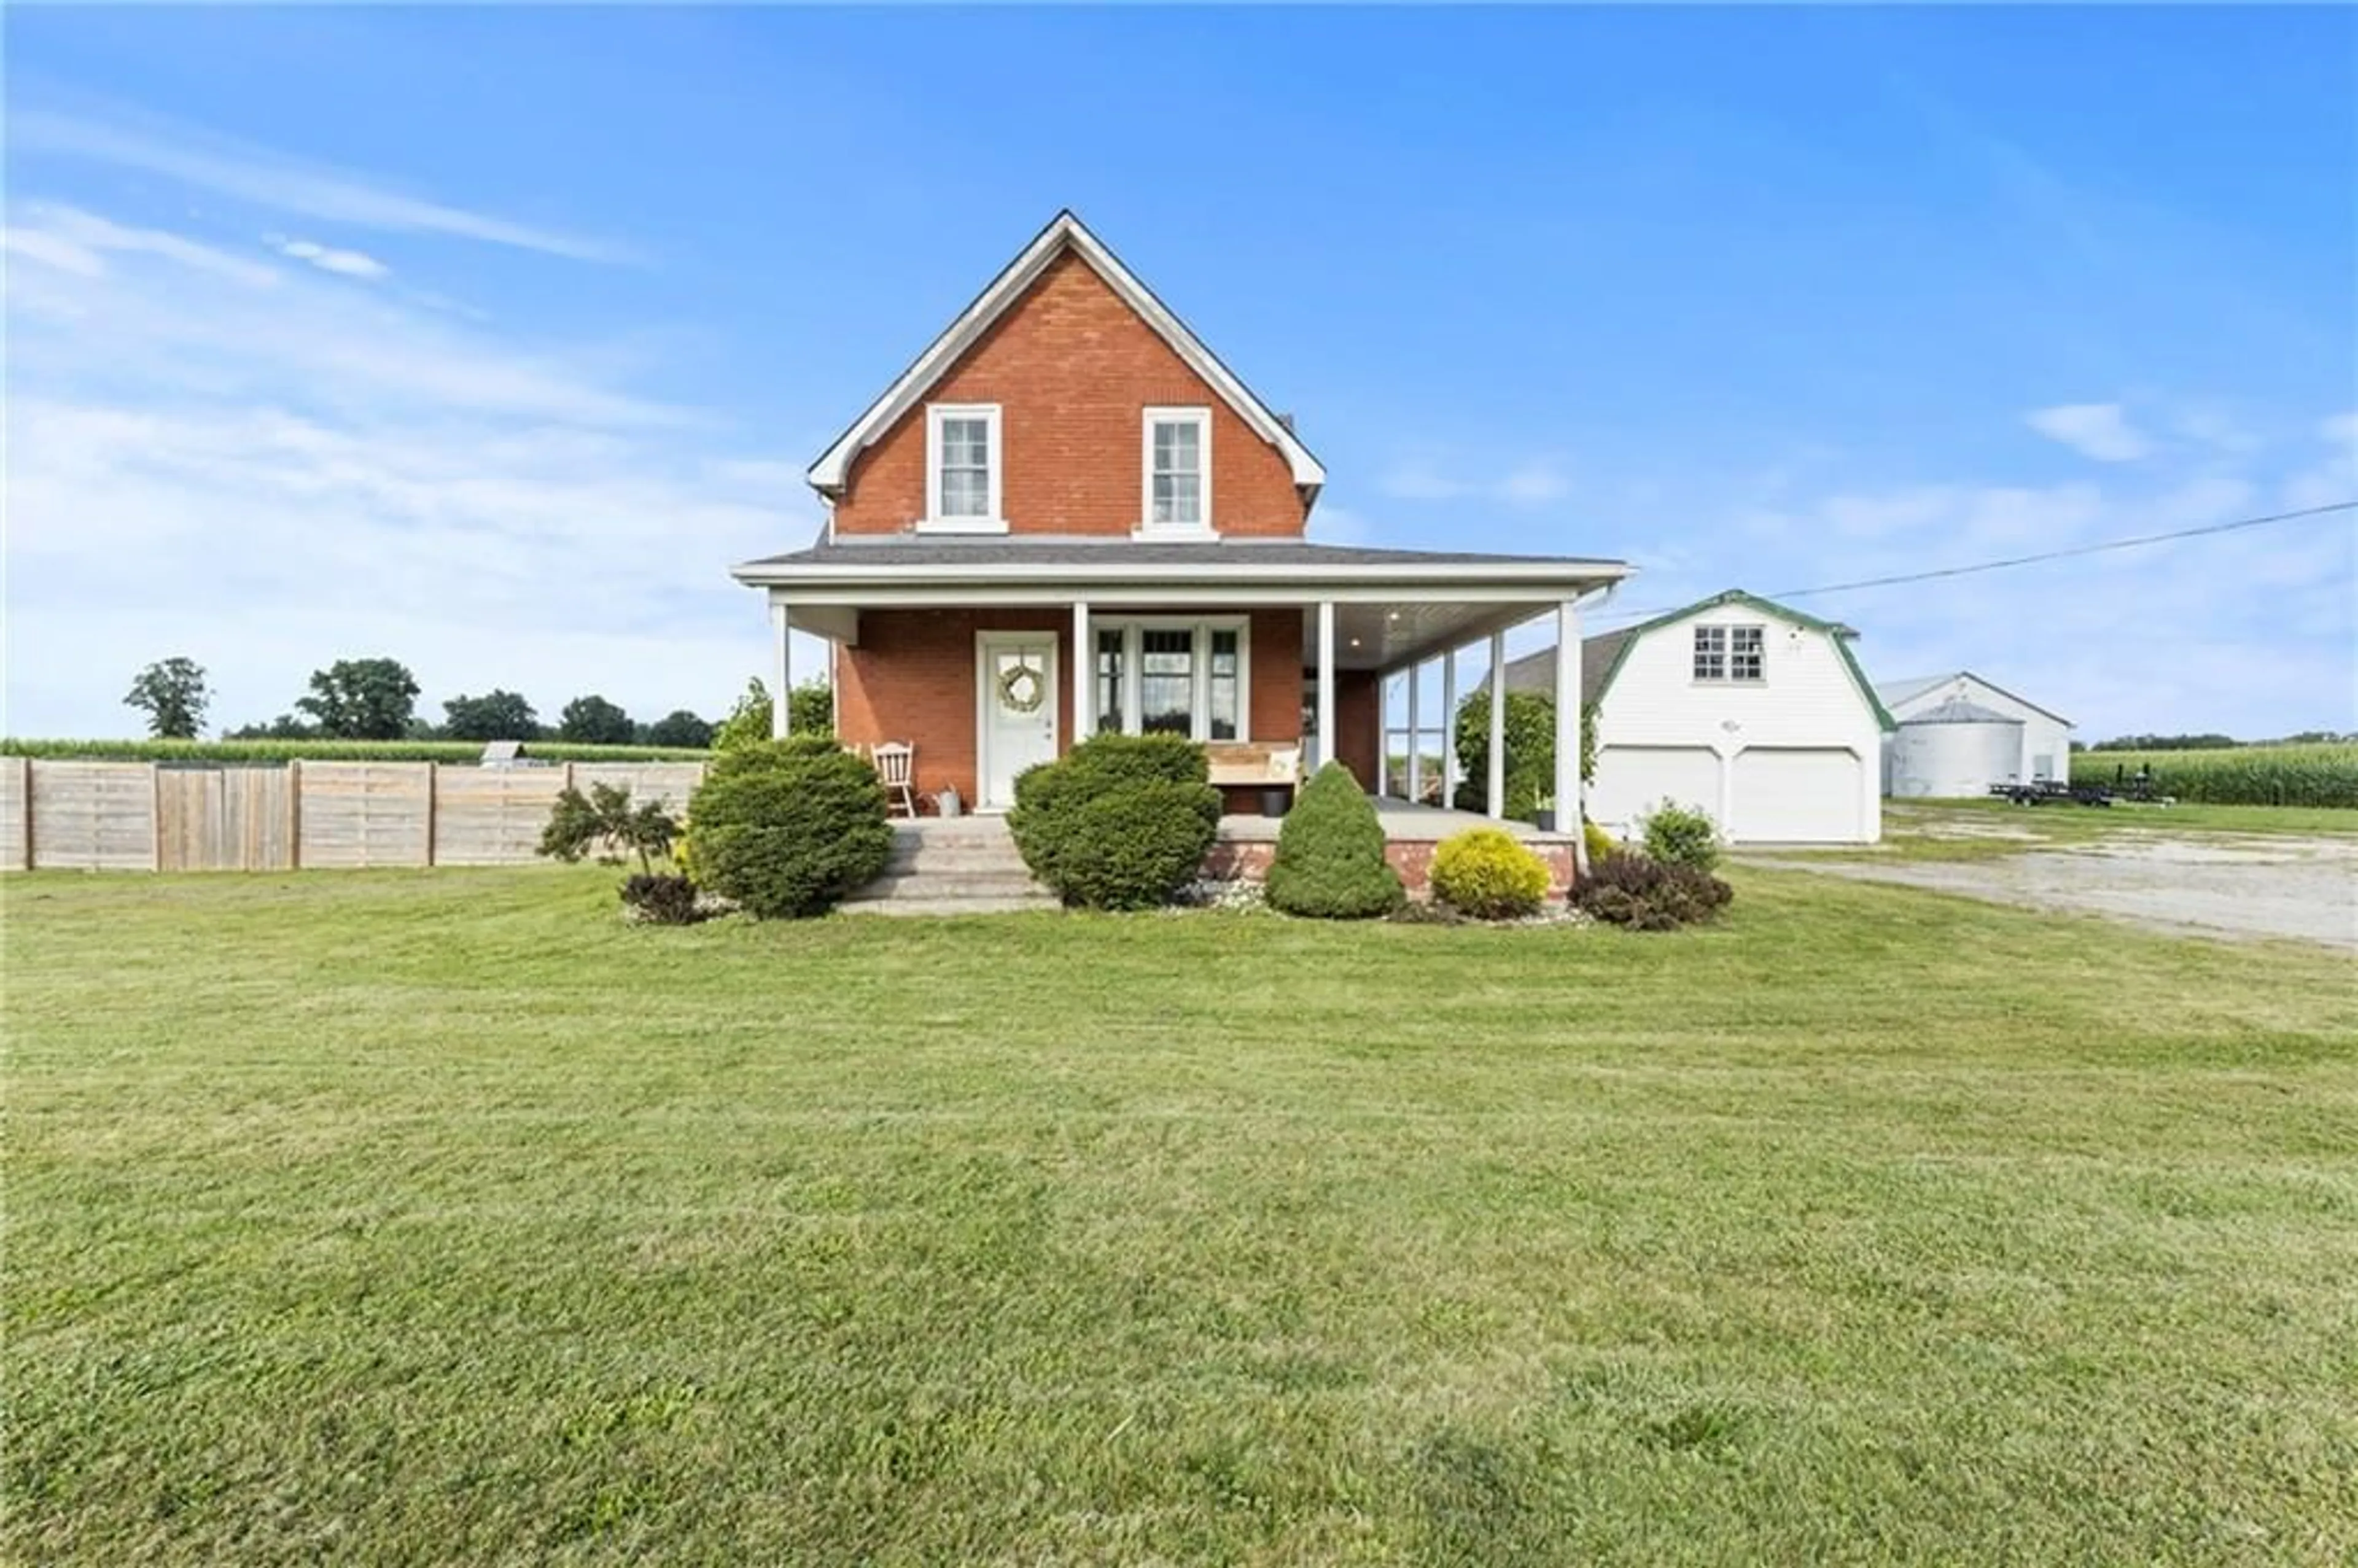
[1875,672,2074,795]
[1505,589,1894,845]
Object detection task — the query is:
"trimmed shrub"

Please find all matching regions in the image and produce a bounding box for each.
[1582,818,1617,868]
[1575,850,1733,931]
[1641,800,1722,873]
[685,742,892,918]
[620,874,703,925]
[705,735,844,780]
[1266,762,1405,919]
[1051,780,1222,911]
[1010,734,1219,909]
[1430,826,1551,920]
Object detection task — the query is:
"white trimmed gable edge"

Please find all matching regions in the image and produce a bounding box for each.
[804,211,1326,500]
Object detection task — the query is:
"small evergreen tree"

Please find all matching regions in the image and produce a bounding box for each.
[1264,763,1404,918]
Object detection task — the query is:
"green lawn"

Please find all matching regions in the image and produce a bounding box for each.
[9,867,2356,1564]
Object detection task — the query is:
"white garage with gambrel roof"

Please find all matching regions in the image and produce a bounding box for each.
[1504,589,1894,845]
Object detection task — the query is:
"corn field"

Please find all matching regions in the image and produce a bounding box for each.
[2070,743,2358,807]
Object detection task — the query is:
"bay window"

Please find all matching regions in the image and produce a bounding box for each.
[1089,618,1250,740]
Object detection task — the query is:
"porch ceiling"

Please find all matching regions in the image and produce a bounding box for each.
[1316,599,1549,673]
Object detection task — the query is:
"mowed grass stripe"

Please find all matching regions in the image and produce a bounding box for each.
[8,866,2356,1564]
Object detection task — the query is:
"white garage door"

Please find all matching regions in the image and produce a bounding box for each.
[1730,747,1862,844]
[1592,745,1722,839]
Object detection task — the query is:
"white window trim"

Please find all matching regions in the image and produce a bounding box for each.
[920,403,1005,534]
[1692,622,1767,685]
[1137,406,1214,539]
[1091,615,1250,742]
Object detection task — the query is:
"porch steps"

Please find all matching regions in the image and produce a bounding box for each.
[838,818,1061,917]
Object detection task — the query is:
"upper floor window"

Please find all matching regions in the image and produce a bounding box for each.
[1142,406,1212,534]
[923,403,1003,532]
[1693,624,1766,683]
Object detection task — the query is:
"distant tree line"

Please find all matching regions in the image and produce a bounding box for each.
[2084,731,2356,752]
[122,655,829,748]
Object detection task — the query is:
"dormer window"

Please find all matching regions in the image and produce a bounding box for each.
[1141,407,1212,535]
[922,403,1003,533]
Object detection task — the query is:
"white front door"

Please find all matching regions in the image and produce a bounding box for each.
[977,632,1059,809]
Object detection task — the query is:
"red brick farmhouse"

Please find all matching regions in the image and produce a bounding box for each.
[733,212,1627,877]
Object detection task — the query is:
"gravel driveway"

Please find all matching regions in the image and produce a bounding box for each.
[1751,831,2358,950]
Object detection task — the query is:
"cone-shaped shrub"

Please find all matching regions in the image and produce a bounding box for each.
[1265,762,1404,918]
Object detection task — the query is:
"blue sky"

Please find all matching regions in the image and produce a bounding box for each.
[8,6,2352,740]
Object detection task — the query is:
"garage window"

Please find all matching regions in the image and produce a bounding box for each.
[1694,625,1765,683]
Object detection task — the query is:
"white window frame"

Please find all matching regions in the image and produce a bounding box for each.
[1138,406,1214,538]
[1692,623,1767,685]
[1727,624,1765,683]
[1091,615,1250,741]
[920,403,1005,534]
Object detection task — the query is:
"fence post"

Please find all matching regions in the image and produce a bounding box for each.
[288,759,303,871]
[150,763,164,872]
[19,756,33,871]
[425,763,439,867]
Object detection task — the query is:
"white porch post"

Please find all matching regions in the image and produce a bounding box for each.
[769,599,792,739]
[1486,628,1507,820]
[1441,646,1458,808]
[1557,598,1585,872]
[1072,600,1092,743]
[1406,659,1423,804]
[1316,600,1337,781]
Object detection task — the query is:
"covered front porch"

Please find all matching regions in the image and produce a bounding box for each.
[732,537,1627,871]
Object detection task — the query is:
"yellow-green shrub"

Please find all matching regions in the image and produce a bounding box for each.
[1430,826,1551,920]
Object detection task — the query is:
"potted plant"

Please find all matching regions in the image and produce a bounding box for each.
[1533,790,1558,833]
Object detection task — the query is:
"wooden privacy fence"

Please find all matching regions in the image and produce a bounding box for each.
[0,758,707,872]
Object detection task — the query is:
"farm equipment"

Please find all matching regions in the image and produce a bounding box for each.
[1988,763,2171,808]
[1988,779,2112,807]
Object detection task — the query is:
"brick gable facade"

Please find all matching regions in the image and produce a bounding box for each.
[830,251,1310,539]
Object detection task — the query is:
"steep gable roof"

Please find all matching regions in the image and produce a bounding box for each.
[805,210,1326,500]
[1500,588,1896,731]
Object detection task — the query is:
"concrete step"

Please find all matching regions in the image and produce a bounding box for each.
[882,846,1032,874]
[838,893,1060,917]
[855,869,1049,900]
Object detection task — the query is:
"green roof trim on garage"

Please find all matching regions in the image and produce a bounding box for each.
[1586,589,1898,733]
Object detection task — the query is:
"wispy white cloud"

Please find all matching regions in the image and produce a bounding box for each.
[2025,401,2153,462]
[271,235,389,281]
[6,203,282,287]
[12,106,631,265]
[4,202,803,739]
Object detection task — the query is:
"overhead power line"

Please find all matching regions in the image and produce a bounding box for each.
[1589,497,2357,627]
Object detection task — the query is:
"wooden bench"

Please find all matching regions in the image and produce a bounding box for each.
[1205,742,1304,790]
